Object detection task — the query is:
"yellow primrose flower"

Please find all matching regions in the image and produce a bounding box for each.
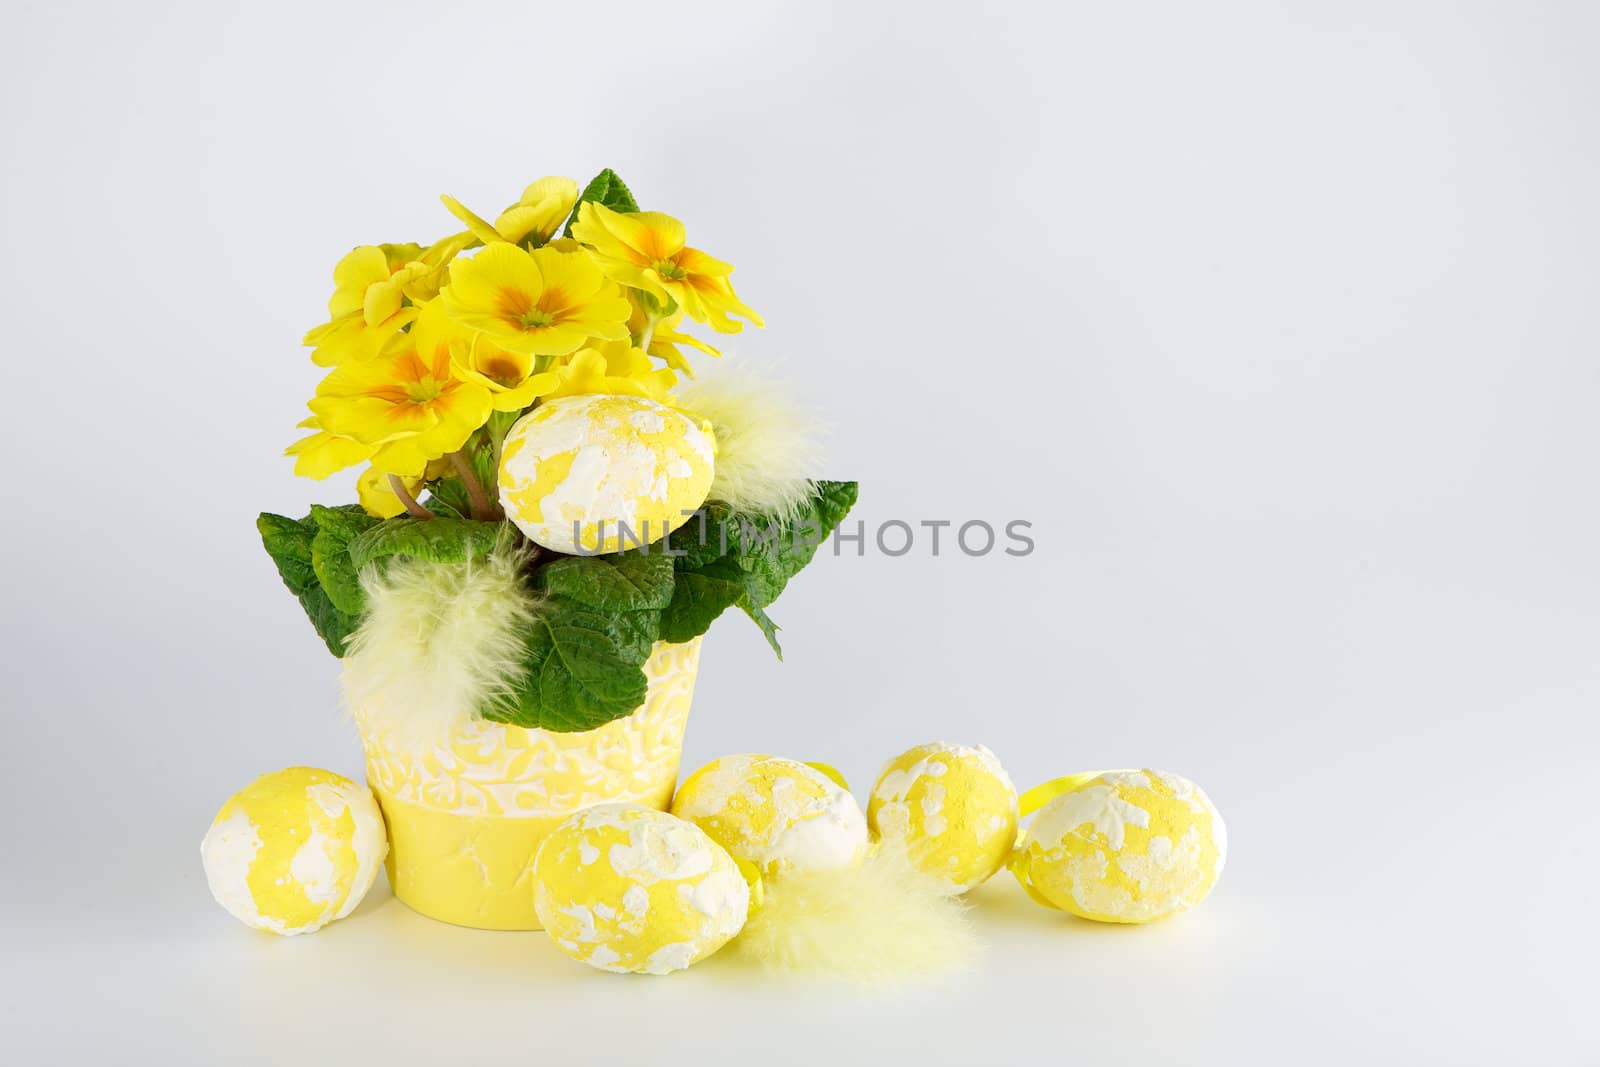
[570,202,763,333]
[455,333,562,412]
[303,237,479,366]
[284,417,377,479]
[406,297,560,413]
[440,243,631,357]
[325,244,423,323]
[398,231,478,303]
[303,305,416,368]
[543,341,676,402]
[309,307,494,475]
[440,176,578,247]
[304,243,428,366]
[356,465,425,518]
[627,302,721,374]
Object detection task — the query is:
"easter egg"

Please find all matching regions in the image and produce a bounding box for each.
[867,742,1018,893]
[200,767,387,935]
[532,804,749,975]
[671,754,868,875]
[1012,769,1226,924]
[498,394,715,554]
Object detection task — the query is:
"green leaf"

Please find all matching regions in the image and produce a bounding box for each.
[425,430,499,518]
[662,502,737,569]
[656,481,858,654]
[742,603,783,658]
[537,552,675,612]
[257,512,319,595]
[257,511,361,657]
[655,558,748,644]
[486,548,674,732]
[738,480,859,608]
[347,517,504,571]
[296,586,362,658]
[562,167,639,237]
[418,487,467,519]
[308,504,380,616]
[489,600,659,732]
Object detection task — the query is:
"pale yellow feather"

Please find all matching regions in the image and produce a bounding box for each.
[731,850,980,984]
[340,539,540,749]
[674,362,825,520]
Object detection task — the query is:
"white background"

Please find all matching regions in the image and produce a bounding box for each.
[3,1,1596,1063]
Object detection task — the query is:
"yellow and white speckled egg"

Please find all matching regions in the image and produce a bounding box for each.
[1012,769,1226,924]
[671,754,868,876]
[532,804,749,975]
[498,394,715,554]
[200,767,387,936]
[868,742,1018,893]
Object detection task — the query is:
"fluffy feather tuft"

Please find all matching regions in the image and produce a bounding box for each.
[674,362,825,520]
[731,850,980,985]
[342,540,540,748]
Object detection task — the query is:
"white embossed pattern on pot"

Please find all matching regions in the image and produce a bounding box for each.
[351,639,701,817]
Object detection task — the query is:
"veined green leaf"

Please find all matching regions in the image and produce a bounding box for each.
[656,481,858,656]
[308,504,380,616]
[257,511,361,656]
[537,552,675,612]
[562,167,639,237]
[347,517,504,571]
[490,603,657,732]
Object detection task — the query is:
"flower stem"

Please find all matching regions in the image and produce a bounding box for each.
[388,475,434,520]
[450,450,500,521]
[636,312,660,353]
[484,409,518,500]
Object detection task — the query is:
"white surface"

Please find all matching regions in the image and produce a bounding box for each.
[3,1,1596,1063]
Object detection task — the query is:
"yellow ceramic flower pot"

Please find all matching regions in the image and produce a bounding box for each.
[351,638,702,930]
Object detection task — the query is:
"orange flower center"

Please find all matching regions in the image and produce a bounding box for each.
[496,283,571,332]
[496,286,532,317]
[483,356,523,386]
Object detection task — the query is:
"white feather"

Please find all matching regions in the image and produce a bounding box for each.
[341,539,540,749]
[674,361,826,520]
